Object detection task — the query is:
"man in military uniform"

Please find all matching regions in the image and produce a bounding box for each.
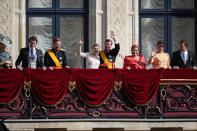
[99,37,120,69]
[44,38,67,69]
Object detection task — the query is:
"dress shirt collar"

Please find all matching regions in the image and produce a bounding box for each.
[181,50,188,55]
[29,47,36,52]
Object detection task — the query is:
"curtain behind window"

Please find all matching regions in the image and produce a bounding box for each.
[141,18,164,61]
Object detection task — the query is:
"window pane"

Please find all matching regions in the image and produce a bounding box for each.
[171,18,195,53]
[60,16,83,68]
[141,18,164,60]
[59,0,83,8]
[141,0,164,9]
[171,0,194,9]
[28,17,53,53]
[28,0,52,8]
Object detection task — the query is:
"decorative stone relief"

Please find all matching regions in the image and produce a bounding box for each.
[107,0,129,68]
[107,0,126,43]
[0,0,12,37]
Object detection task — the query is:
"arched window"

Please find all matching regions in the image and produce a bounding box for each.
[26,0,89,67]
[139,0,197,60]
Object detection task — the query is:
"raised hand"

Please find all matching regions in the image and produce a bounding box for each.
[110,30,116,42]
[79,37,84,45]
[151,47,156,57]
[119,53,124,59]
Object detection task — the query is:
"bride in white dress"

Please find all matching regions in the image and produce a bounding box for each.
[78,38,100,69]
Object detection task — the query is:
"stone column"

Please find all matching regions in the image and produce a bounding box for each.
[133,0,139,45]
[106,0,136,68]
[89,0,106,49]
[11,0,26,67]
[88,0,138,68]
[18,0,26,49]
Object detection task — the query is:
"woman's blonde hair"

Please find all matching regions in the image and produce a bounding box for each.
[91,43,100,49]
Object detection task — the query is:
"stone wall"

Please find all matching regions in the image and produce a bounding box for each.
[0,0,12,36]
[0,0,26,67]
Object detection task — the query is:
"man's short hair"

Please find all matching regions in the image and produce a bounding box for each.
[53,38,61,43]
[105,39,113,45]
[180,39,188,47]
[29,36,38,43]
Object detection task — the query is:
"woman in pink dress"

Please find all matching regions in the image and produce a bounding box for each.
[148,41,171,69]
[123,45,146,70]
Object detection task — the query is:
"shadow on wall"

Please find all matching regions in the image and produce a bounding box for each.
[35,129,67,131]
[93,128,124,131]
[151,127,183,131]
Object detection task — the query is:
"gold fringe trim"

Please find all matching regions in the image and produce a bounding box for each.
[24,81,31,97]
[114,81,122,91]
[68,81,76,92]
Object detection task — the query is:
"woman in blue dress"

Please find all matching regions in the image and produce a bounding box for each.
[0,34,12,68]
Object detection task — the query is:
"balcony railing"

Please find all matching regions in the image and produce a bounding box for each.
[0,69,196,120]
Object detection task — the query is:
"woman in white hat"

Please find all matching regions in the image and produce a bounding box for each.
[0,34,12,68]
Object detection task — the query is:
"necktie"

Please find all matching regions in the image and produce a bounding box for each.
[183,53,187,65]
[30,49,35,60]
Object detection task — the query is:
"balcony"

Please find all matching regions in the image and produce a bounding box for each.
[0,68,197,120]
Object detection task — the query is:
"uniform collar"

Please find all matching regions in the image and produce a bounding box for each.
[52,48,59,52]
[104,50,110,53]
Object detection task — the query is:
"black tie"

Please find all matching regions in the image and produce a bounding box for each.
[30,49,35,60]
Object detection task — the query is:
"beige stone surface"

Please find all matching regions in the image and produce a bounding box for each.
[4,121,197,131]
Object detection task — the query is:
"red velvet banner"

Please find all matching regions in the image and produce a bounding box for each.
[75,69,116,106]
[122,69,162,105]
[0,69,25,103]
[26,69,69,105]
[162,69,197,79]
[0,69,196,105]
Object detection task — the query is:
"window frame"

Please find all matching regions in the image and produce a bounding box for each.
[26,0,89,53]
[139,0,197,57]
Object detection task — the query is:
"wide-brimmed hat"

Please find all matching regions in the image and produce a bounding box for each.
[0,34,12,47]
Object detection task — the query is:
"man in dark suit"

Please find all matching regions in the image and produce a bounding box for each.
[15,36,44,69]
[171,39,196,69]
[44,38,67,70]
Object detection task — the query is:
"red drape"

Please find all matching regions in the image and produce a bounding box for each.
[162,69,197,79]
[75,69,115,106]
[26,69,69,105]
[0,69,196,105]
[122,69,162,105]
[0,69,25,103]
